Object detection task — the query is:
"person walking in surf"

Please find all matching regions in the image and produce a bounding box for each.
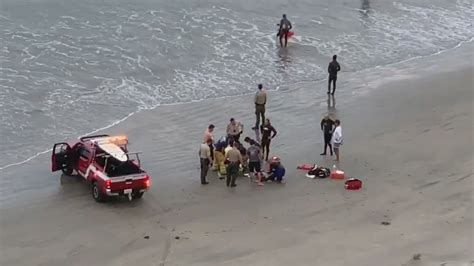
[328,55,341,95]
[278,14,292,47]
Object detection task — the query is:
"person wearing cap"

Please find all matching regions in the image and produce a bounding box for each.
[224,141,242,187]
[252,84,267,130]
[227,118,244,143]
[203,124,215,160]
[320,115,335,156]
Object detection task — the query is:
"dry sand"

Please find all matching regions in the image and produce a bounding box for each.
[0,43,472,266]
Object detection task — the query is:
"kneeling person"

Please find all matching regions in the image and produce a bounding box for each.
[266,157,286,183]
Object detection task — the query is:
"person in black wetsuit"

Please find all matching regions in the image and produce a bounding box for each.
[278,14,292,47]
[328,55,341,95]
[320,115,335,156]
[260,119,277,161]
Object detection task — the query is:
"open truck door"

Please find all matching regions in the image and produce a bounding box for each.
[52,142,72,174]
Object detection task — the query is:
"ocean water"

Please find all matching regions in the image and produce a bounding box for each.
[0,0,472,169]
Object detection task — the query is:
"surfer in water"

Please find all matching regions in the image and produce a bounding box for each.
[277,14,292,47]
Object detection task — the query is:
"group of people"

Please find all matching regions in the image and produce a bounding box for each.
[198,14,344,187]
[198,84,286,187]
[320,116,343,162]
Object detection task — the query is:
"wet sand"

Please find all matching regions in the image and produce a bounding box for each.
[0,43,472,266]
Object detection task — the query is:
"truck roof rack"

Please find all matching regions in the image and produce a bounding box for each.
[79,134,110,142]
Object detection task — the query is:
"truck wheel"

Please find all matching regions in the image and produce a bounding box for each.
[62,166,73,176]
[92,182,106,202]
[133,191,144,199]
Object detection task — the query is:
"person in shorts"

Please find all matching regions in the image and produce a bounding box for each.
[247,142,263,186]
[332,119,343,162]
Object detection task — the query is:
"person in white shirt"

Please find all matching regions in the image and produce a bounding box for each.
[199,139,213,185]
[332,119,343,162]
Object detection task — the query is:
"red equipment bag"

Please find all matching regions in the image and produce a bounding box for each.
[345,178,362,190]
[297,163,315,171]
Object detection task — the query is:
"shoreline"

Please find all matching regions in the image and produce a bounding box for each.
[0,41,472,266]
[1,39,472,171]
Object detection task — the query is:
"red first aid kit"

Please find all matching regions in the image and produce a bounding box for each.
[345,178,362,190]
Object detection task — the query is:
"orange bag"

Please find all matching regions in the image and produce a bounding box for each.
[330,170,345,180]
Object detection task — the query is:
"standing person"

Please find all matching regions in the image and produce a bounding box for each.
[252,84,267,130]
[247,142,263,185]
[199,139,213,185]
[328,55,341,95]
[320,115,335,156]
[278,14,292,47]
[227,118,244,143]
[203,124,215,160]
[260,119,277,161]
[224,141,242,187]
[332,119,343,162]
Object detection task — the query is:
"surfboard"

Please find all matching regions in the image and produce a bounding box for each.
[98,143,128,162]
[276,30,295,39]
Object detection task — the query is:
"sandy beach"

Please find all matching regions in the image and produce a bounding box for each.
[0,42,472,266]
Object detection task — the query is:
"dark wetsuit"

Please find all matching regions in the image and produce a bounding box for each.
[328,60,341,94]
[320,118,335,155]
[260,124,277,161]
[279,18,292,47]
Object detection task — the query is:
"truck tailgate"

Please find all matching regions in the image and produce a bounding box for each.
[110,173,150,191]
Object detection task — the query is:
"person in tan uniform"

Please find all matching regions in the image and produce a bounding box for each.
[224,141,242,187]
[198,139,213,185]
[252,84,267,130]
[227,118,244,143]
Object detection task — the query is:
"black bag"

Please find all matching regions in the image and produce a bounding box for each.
[307,167,330,178]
